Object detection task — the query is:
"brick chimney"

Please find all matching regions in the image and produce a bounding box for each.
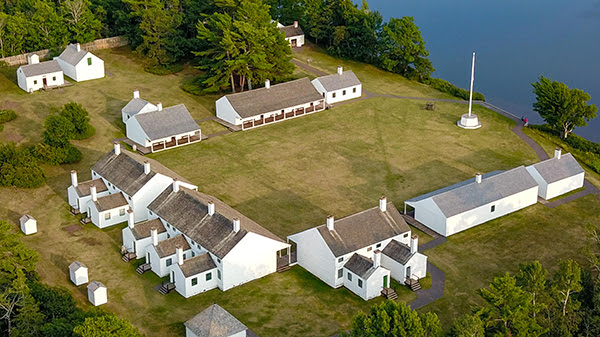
[90,185,97,202]
[326,215,334,230]
[379,196,387,212]
[233,218,241,233]
[127,209,134,229]
[410,235,418,254]
[207,201,215,216]
[71,170,78,187]
[555,147,562,160]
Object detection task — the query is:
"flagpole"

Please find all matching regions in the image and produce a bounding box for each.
[468,52,475,117]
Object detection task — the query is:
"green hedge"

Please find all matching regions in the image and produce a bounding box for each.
[423,77,485,101]
[0,109,17,123]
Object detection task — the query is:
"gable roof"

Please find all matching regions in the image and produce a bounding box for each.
[122,98,156,118]
[279,25,304,38]
[529,153,584,184]
[19,214,35,223]
[69,261,87,271]
[155,234,191,258]
[406,166,539,218]
[179,253,217,278]
[58,44,91,66]
[130,218,166,240]
[92,148,192,196]
[132,104,200,141]
[224,78,323,119]
[19,60,62,77]
[185,304,247,337]
[76,178,108,197]
[87,281,105,291]
[314,70,361,92]
[344,253,377,279]
[94,193,128,212]
[148,187,285,259]
[315,202,410,257]
[381,239,413,265]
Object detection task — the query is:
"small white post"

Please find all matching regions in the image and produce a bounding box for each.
[468,52,476,117]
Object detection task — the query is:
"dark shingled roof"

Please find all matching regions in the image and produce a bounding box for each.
[314,70,361,92]
[19,60,62,77]
[224,77,323,118]
[406,166,538,218]
[122,98,156,118]
[155,234,190,258]
[381,239,413,264]
[279,24,304,38]
[179,253,217,278]
[76,179,108,197]
[92,148,192,196]
[344,254,376,279]
[148,187,285,259]
[130,218,166,240]
[58,44,90,66]
[185,304,247,337]
[94,193,128,212]
[133,104,200,141]
[316,202,410,257]
[529,153,584,184]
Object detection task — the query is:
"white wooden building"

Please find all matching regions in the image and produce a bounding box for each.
[87,281,107,306]
[146,234,193,277]
[278,21,304,47]
[121,90,157,123]
[69,261,88,286]
[67,170,110,215]
[287,197,427,300]
[87,191,130,228]
[312,67,362,104]
[121,210,168,260]
[404,166,539,237]
[526,148,585,200]
[55,43,104,82]
[16,55,64,92]
[19,214,37,235]
[216,78,325,130]
[185,304,250,337]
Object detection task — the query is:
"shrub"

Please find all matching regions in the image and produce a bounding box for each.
[0,109,17,123]
[0,143,45,188]
[60,102,95,140]
[424,77,485,101]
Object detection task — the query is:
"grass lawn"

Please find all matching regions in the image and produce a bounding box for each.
[0,45,597,336]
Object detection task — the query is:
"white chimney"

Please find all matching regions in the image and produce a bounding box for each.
[90,185,98,202]
[326,215,335,231]
[410,235,418,254]
[207,201,215,216]
[127,209,134,229]
[151,229,158,246]
[294,21,298,28]
[172,179,180,193]
[373,250,381,268]
[475,173,482,184]
[144,161,150,174]
[114,142,121,155]
[555,147,562,160]
[337,66,343,75]
[27,54,39,65]
[157,102,163,111]
[133,90,140,99]
[379,196,387,212]
[233,218,241,233]
[177,247,184,265]
[71,170,78,187]
[75,43,81,52]
[265,79,270,89]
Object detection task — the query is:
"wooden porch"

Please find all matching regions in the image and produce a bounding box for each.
[158,282,176,295]
[136,263,152,274]
[242,101,325,130]
[151,133,201,152]
[405,277,422,292]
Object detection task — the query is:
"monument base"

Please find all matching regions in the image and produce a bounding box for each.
[457,114,482,129]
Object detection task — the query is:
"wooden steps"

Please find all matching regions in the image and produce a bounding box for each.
[405,278,422,292]
[277,265,291,273]
[121,252,136,262]
[136,263,151,274]
[158,282,175,295]
[381,287,398,300]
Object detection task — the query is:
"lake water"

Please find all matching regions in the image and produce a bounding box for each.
[356,0,600,142]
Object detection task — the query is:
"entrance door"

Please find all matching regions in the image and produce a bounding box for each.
[170,271,175,283]
[383,275,388,288]
[132,241,136,253]
[406,266,411,279]
[291,39,297,47]
[42,78,47,86]
[146,252,150,264]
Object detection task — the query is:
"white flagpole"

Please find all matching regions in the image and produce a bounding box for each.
[468,52,475,117]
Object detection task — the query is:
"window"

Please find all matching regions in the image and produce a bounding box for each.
[353,87,357,93]
[376,243,382,248]
[217,258,221,264]
[149,211,153,215]
[367,247,372,252]
[404,233,409,238]
[52,76,56,81]
[217,270,221,279]
[332,92,336,98]
[338,257,343,263]
[119,209,125,216]
[128,196,131,200]
[358,279,363,288]
[34,80,38,85]
[342,90,346,95]
[347,273,352,281]
[491,205,496,212]
[167,234,170,238]
[183,253,187,259]
[338,269,343,278]
[191,251,195,257]
[87,57,92,66]
[206,272,212,281]
[166,258,172,266]
[191,277,198,286]
[104,213,111,220]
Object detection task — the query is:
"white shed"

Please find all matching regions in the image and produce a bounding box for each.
[56,43,105,82]
[311,67,362,104]
[279,21,304,48]
[87,281,107,306]
[19,214,37,235]
[69,261,89,286]
[16,55,64,92]
[526,149,585,200]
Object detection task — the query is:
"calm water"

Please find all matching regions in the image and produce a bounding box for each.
[357,0,600,142]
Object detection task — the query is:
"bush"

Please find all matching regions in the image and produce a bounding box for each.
[424,77,485,101]
[60,103,95,140]
[0,109,17,123]
[0,143,45,188]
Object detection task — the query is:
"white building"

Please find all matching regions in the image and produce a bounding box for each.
[121,210,168,260]
[16,54,64,92]
[142,183,290,298]
[19,214,37,235]
[404,166,539,237]
[311,67,362,104]
[87,190,130,228]
[288,197,428,300]
[278,21,304,47]
[55,43,104,82]
[185,303,251,337]
[67,170,110,214]
[69,261,88,286]
[87,281,107,306]
[526,148,585,200]
[121,90,157,123]
[216,78,325,130]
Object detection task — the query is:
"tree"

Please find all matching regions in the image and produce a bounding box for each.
[547,259,582,336]
[532,76,597,139]
[447,313,484,337]
[42,115,75,148]
[515,260,548,319]
[30,1,68,51]
[73,313,143,337]
[379,17,434,80]
[60,102,95,140]
[62,0,102,43]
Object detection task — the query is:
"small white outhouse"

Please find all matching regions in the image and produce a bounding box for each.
[19,215,37,235]
[87,281,107,306]
[69,261,88,286]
